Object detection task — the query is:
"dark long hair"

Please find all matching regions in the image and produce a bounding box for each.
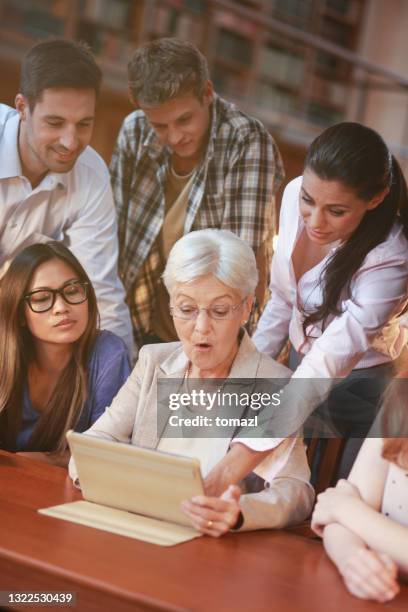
[302,122,408,334]
[0,242,99,452]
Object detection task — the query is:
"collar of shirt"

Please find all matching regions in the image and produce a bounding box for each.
[0,110,22,180]
[0,105,68,191]
[141,94,220,164]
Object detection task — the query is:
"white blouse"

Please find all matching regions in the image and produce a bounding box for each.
[158,430,297,483]
[253,176,408,380]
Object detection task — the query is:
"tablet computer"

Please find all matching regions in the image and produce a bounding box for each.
[66,430,204,526]
[39,431,204,545]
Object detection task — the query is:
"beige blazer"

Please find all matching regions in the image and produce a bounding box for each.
[70,332,315,530]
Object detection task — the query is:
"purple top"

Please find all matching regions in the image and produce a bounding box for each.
[16,330,131,451]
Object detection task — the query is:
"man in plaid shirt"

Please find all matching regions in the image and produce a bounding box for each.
[111,38,284,350]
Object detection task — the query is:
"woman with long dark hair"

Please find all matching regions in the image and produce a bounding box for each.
[252,122,408,457]
[0,242,130,465]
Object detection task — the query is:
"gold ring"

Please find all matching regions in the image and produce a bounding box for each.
[207,520,213,528]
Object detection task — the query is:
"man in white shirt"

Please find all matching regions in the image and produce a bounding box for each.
[0,39,132,353]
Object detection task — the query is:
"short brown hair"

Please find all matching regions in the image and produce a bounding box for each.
[20,38,102,109]
[128,37,210,107]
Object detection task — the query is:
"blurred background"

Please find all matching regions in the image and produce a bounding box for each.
[0,0,407,185]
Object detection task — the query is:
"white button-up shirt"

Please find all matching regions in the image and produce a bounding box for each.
[0,104,132,353]
[253,176,408,379]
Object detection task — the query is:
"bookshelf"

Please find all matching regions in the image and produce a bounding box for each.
[0,0,146,84]
[210,0,366,127]
[0,0,366,139]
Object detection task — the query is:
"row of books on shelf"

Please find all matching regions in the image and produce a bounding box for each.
[215,53,347,109]
[216,29,254,66]
[307,100,344,126]
[79,0,131,29]
[1,0,132,37]
[1,3,65,38]
[273,0,362,25]
[152,4,205,41]
[1,0,363,41]
[273,0,314,25]
[78,25,134,61]
[212,67,248,99]
[311,74,348,107]
[158,0,206,12]
[153,0,360,22]
[2,0,70,19]
[151,5,260,48]
[320,19,351,46]
[150,0,361,40]
[256,81,344,127]
[257,82,299,115]
[214,9,259,38]
[325,0,361,20]
[259,45,305,88]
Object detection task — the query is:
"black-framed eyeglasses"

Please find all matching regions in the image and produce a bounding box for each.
[170,297,248,321]
[24,281,89,313]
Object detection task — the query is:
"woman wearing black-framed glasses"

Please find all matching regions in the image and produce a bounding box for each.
[24,280,89,313]
[0,242,130,465]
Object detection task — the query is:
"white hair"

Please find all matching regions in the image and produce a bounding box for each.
[163,229,258,296]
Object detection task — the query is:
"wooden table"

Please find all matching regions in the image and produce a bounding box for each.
[1,451,407,612]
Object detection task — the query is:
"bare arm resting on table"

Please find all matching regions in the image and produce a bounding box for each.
[322,522,399,602]
[311,438,408,602]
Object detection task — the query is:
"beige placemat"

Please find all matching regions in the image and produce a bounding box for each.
[39,501,202,546]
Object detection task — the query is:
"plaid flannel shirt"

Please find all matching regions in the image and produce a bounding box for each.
[110,95,285,349]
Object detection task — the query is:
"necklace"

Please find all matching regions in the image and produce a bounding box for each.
[170,163,196,180]
[183,361,229,399]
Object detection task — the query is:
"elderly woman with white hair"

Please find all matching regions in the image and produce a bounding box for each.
[69,230,314,535]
